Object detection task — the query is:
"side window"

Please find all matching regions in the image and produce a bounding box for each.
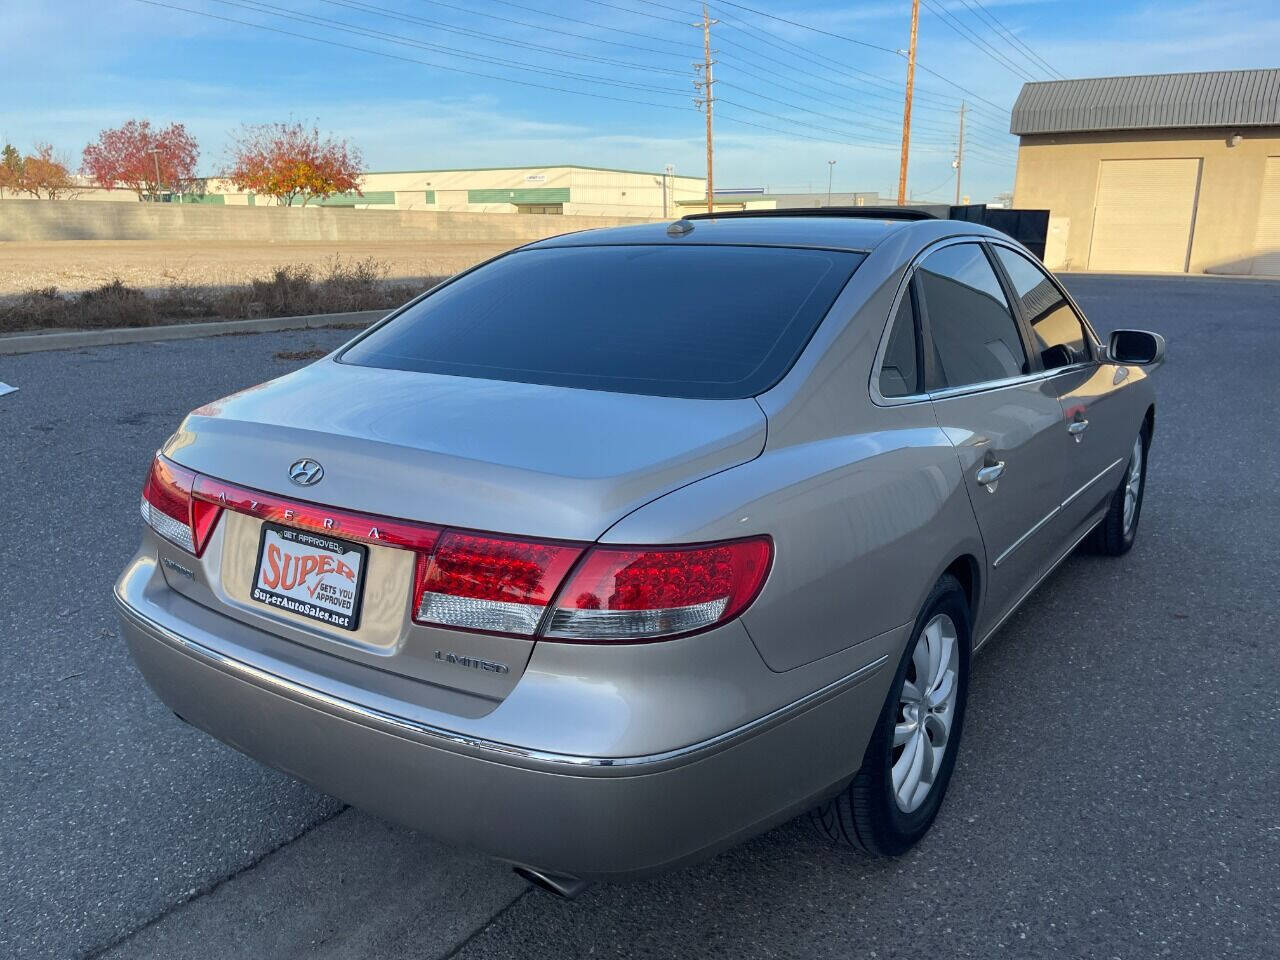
[994,246,1091,369]
[879,290,920,397]
[916,244,1027,390]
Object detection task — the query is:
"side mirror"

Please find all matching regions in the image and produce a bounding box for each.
[1108,329,1166,366]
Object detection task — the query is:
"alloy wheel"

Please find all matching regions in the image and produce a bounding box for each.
[892,613,960,813]
[1123,435,1143,535]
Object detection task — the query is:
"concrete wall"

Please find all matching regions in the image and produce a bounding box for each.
[1013,126,1280,274]
[0,198,656,244]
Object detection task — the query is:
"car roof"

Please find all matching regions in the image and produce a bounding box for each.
[526,214,926,254]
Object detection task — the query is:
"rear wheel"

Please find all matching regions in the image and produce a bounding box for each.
[810,575,970,856]
[1089,426,1148,556]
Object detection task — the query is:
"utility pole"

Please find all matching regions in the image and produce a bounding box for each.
[827,160,836,206]
[150,148,163,202]
[663,163,674,219]
[954,102,967,205]
[896,0,920,206]
[693,4,717,213]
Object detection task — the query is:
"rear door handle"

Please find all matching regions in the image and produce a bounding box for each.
[1067,419,1089,440]
[976,461,1005,487]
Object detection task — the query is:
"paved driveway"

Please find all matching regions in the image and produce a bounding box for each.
[1,275,1276,959]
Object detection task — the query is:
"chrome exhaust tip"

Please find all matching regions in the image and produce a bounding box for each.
[512,865,590,900]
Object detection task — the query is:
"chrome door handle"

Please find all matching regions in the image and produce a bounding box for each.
[976,461,1006,486]
[1067,418,1089,442]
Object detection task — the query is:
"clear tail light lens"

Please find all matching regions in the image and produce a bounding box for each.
[141,454,221,556]
[414,532,583,636]
[545,538,772,642]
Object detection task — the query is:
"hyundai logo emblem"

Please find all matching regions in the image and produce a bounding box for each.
[288,458,324,486]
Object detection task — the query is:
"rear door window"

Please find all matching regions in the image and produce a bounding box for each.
[915,243,1028,391]
[993,246,1091,369]
[340,244,863,399]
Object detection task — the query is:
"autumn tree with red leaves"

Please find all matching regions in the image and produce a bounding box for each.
[0,142,82,199]
[226,122,363,206]
[82,120,199,200]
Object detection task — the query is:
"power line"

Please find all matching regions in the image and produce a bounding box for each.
[709,29,1013,149]
[691,0,1016,115]
[489,0,1018,152]
[483,0,689,51]
[404,0,696,59]
[314,0,688,76]
[577,0,1015,122]
[208,0,690,91]
[919,0,1037,83]
[136,0,971,163]
[134,0,1015,177]
[960,0,1066,80]
[133,0,696,107]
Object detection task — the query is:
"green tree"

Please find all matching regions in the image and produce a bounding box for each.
[0,144,23,197]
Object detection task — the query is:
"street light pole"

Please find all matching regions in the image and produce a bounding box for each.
[827,160,836,206]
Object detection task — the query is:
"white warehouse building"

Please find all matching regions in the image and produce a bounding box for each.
[75,164,710,219]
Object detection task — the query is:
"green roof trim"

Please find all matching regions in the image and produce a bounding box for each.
[468,187,570,205]
[314,190,396,206]
[364,163,704,179]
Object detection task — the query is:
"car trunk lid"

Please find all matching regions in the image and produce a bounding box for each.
[156,361,765,699]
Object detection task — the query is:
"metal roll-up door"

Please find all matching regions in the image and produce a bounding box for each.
[1250,157,1280,276]
[1087,158,1202,272]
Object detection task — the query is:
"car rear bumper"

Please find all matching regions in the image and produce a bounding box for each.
[116,556,890,880]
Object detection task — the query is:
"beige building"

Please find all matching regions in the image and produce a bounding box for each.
[69,164,707,219]
[1011,69,1280,275]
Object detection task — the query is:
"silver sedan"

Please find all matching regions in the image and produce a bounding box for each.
[115,211,1163,896]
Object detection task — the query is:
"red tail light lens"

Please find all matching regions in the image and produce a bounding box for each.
[414,532,583,636]
[545,537,772,642]
[140,456,771,642]
[141,454,221,556]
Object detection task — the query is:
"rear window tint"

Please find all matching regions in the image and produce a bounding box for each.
[339,245,863,399]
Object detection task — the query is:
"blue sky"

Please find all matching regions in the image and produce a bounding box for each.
[3,0,1279,203]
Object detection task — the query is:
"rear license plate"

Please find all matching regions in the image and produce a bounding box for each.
[250,522,368,631]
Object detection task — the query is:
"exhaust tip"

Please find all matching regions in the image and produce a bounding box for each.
[513,865,590,900]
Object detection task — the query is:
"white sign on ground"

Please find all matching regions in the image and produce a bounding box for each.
[0,382,17,397]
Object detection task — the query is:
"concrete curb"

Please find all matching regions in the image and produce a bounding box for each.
[0,309,389,355]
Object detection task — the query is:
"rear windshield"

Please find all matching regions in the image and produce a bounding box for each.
[339,244,863,399]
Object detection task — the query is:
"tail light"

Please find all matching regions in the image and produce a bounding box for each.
[141,454,221,556]
[142,453,772,641]
[413,532,583,636]
[411,534,771,642]
[544,539,772,641]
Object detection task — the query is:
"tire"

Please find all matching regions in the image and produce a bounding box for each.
[810,574,971,856]
[1089,425,1149,556]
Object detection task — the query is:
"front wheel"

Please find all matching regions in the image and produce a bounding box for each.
[1090,427,1148,556]
[810,575,970,856]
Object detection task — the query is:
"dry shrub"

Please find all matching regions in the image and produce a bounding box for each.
[0,258,444,334]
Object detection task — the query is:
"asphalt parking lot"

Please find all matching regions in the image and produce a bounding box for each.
[1,274,1277,959]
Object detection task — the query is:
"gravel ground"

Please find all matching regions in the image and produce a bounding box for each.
[0,239,510,297]
[0,275,1277,959]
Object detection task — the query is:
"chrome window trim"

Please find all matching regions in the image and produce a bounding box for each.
[868,263,929,406]
[870,234,1104,408]
[115,585,888,772]
[983,236,1103,360]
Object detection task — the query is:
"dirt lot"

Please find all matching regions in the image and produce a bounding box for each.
[0,239,514,298]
